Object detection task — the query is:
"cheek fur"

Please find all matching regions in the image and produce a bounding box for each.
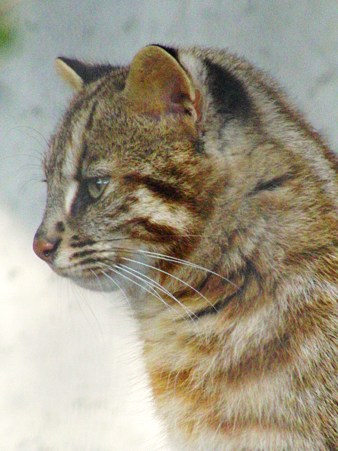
[131,188,192,233]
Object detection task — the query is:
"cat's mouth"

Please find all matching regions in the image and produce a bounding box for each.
[51,250,155,295]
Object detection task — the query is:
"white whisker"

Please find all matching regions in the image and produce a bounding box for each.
[116,263,198,321]
[93,243,239,290]
[120,257,217,314]
[133,249,239,289]
[98,269,132,310]
[98,262,180,318]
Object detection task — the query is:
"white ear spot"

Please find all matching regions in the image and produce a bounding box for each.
[55,58,83,91]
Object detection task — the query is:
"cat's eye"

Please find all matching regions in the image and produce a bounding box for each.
[86,177,110,199]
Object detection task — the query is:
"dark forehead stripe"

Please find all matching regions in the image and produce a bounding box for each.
[203,58,252,121]
[85,99,99,131]
[65,81,104,130]
[68,100,100,216]
[75,140,89,181]
[46,82,105,177]
[58,101,95,180]
[73,100,99,182]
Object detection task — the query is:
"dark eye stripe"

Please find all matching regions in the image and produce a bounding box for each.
[249,173,294,196]
[65,81,105,134]
[69,177,110,216]
[70,183,91,216]
[124,172,196,209]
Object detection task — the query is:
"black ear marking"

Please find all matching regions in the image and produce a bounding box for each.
[57,57,113,85]
[203,58,252,121]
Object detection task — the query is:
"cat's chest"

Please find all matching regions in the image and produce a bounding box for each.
[139,313,225,445]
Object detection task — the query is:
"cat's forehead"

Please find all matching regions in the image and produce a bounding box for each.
[45,85,124,173]
[45,94,162,181]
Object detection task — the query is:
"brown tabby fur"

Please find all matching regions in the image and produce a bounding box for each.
[34,45,337,450]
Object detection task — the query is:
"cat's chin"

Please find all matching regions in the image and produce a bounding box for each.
[53,273,120,292]
[52,266,125,292]
[70,275,120,292]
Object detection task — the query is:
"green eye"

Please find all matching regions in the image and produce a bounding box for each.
[86,177,110,199]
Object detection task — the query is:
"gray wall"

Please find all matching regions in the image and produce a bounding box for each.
[0,1,337,450]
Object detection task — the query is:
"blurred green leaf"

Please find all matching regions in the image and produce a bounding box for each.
[0,10,16,53]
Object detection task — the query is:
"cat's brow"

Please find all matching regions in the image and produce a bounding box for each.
[124,172,186,202]
[61,101,99,214]
[61,100,97,181]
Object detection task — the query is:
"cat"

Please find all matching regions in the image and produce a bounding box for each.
[33,45,337,450]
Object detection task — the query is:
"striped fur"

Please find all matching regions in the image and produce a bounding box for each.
[35,45,337,450]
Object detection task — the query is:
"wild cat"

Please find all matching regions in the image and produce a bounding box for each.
[33,45,337,450]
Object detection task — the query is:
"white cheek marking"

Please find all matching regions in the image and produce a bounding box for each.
[64,181,79,214]
[133,188,191,232]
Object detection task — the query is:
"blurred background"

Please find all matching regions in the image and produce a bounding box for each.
[0,1,337,450]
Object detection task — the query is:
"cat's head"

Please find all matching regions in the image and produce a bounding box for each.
[33,45,231,292]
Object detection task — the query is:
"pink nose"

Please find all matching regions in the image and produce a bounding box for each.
[33,236,59,262]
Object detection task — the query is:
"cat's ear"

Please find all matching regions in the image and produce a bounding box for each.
[124,45,202,122]
[55,57,113,91]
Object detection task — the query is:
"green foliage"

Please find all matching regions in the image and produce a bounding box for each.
[0,14,16,53]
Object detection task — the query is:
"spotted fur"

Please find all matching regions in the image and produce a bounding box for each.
[35,45,337,450]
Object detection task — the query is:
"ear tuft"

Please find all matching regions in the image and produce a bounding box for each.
[55,57,113,91]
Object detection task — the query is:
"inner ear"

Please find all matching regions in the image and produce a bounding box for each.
[55,57,113,91]
[124,45,202,121]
